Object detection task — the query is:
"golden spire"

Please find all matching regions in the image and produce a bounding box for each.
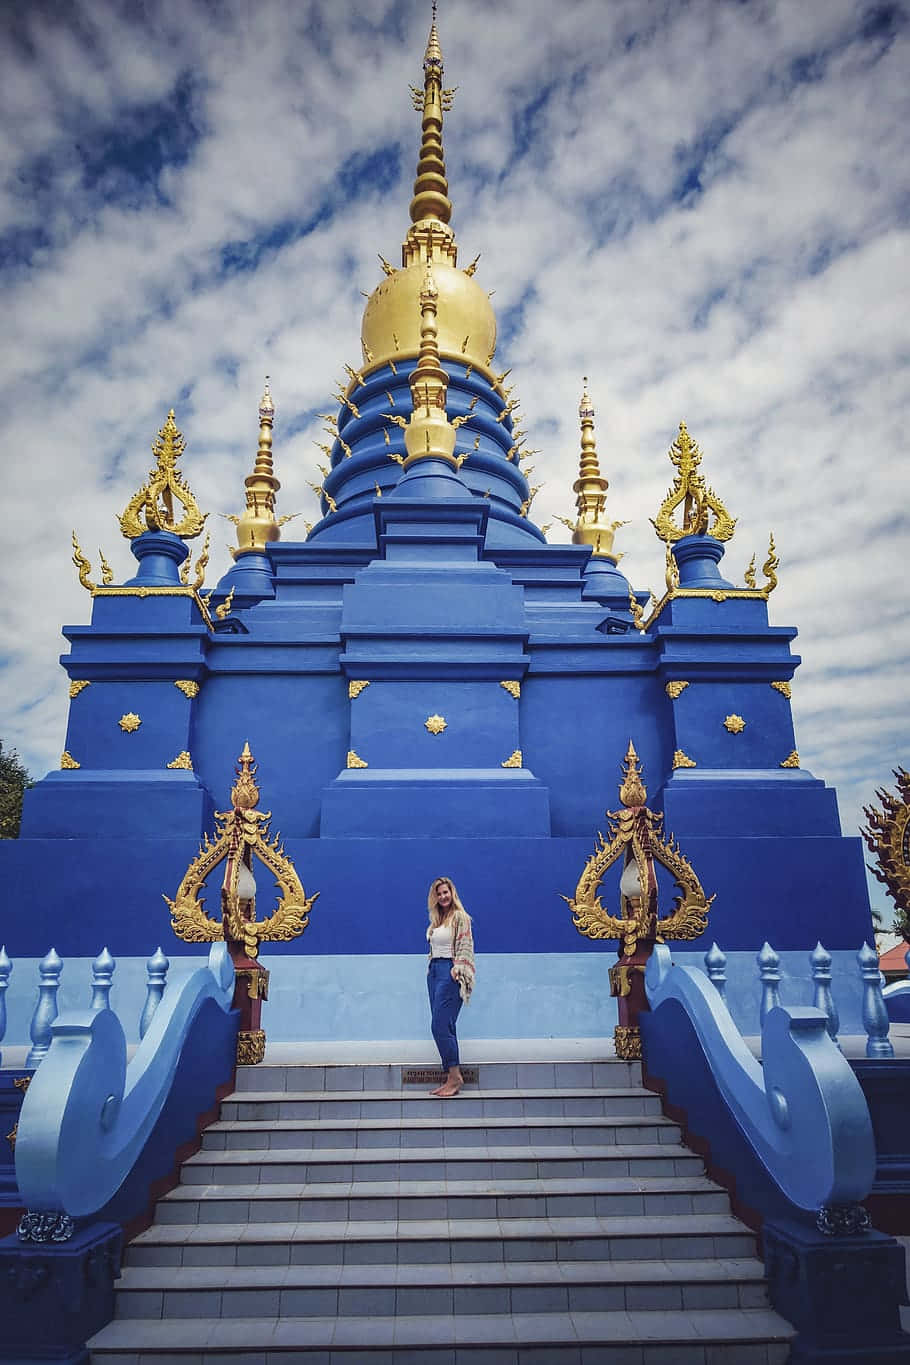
[404,8,457,268]
[618,739,647,808]
[359,13,496,373]
[119,409,206,541]
[230,740,260,811]
[652,421,736,543]
[401,264,457,468]
[231,379,282,556]
[567,379,625,561]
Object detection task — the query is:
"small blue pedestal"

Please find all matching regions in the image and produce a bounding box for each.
[0,1221,121,1364]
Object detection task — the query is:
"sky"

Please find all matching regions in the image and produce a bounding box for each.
[0,0,907,913]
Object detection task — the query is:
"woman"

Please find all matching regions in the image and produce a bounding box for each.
[426,876,475,1098]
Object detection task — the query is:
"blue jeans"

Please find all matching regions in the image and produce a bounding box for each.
[427,958,462,1070]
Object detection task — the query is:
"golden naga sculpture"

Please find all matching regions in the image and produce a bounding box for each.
[119,409,207,541]
[563,740,714,956]
[652,421,736,544]
[165,742,318,959]
[862,768,910,936]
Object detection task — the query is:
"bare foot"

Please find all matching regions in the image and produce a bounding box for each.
[436,1083,462,1098]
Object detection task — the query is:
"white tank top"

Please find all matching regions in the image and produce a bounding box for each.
[429,924,454,958]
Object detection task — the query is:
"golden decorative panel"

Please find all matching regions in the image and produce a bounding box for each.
[68,680,91,699]
[724,715,746,734]
[665,681,689,700]
[613,1025,642,1061]
[425,714,447,735]
[780,751,800,768]
[174,680,200,699]
[771,681,792,699]
[563,742,714,956]
[673,750,697,769]
[500,681,521,700]
[167,751,193,770]
[237,1029,266,1066]
[347,750,368,769]
[119,713,141,733]
[501,750,522,768]
[348,680,370,700]
[60,751,80,769]
[166,742,318,960]
[862,767,910,928]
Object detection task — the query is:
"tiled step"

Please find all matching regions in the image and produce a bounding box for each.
[114,1256,771,1319]
[193,1140,705,1182]
[156,1175,730,1223]
[89,1306,794,1362]
[124,1211,759,1268]
[232,1060,643,1093]
[191,1114,680,1150]
[217,1088,663,1121]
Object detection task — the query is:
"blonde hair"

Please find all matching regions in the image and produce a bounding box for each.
[427,876,470,931]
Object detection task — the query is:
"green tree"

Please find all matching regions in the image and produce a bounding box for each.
[0,742,33,838]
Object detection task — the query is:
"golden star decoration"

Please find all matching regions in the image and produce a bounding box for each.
[425,715,447,735]
[119,712,142,733]
[723,714,746,734]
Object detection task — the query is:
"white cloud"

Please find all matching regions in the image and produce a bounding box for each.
[0,0,907,909]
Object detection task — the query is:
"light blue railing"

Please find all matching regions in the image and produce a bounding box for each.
[14,943,233,1229]
[644,942,876,1213]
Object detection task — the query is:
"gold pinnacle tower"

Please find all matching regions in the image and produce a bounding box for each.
[567,380,624,561]
[360,13,496,373]
[231,380,281,556]
[404,9,457,268]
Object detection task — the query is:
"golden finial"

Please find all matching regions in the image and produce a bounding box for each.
[98,549,114,586]
[628,584,645,632]
[214,586,235,620]
[119,409,206,541]
[192,531,210,591]
[652,421,736,544]
[230,379,282,557]
[744,554,756,589]
[762,532,779,593]
[72,532,95,592]
[618,740,647,807]
[664,539,680,592]
[230,741,260,810]
[402,263,458,468]
[566,378,625,561]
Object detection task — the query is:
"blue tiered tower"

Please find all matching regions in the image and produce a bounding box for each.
[1,18,872,1044]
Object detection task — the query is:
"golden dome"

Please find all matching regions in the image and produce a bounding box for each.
[361,260,496,373]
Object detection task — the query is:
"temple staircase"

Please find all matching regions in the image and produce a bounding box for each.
[88,1057,794,1363]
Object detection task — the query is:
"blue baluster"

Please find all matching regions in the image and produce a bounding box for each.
[758,941,781,1028]
[704,942,727,1000]
[858,941,894,1058]
[139,947,170,1040]
[90,947,116,1012]
[26,948,63,1067]
[0,945,11,1067]
[810,941,839,1045]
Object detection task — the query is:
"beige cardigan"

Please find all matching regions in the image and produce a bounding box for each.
[427,909,475,1003]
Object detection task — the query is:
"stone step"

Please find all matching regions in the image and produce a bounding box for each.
[218,1087,663,1122]
[193,1140,705,1183]
[113,1255,772,1319]
[232,1060,642,1094]
[89,1306,794,1362]
[157,1175,729,1224]
[194,1114,679,1150]
[124,1212,758,1268]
